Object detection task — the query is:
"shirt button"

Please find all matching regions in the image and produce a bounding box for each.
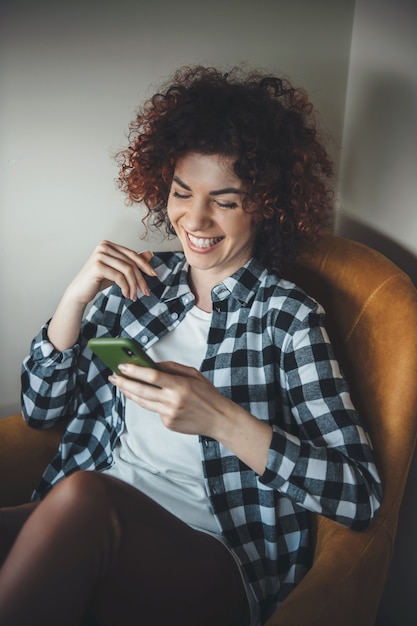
[170,312,179,321]
[140,335,149,344]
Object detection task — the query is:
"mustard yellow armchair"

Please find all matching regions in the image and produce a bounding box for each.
[1,235,417,626]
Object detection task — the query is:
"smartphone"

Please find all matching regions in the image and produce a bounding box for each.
[87,337,159,379]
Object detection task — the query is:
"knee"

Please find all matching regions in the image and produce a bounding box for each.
[49,471,116,522]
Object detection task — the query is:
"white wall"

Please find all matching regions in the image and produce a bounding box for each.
[337,2,417,625]
[0,0,355,416]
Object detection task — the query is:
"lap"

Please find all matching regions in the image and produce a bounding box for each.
[54,471,250,626]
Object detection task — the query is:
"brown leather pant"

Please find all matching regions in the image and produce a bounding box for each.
[0,471,250,626]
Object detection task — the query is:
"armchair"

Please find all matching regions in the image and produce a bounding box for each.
[1,235,417,626]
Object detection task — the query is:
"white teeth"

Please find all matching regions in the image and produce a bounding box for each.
[188,233,223,248]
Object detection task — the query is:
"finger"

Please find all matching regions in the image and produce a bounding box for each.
[109,373,164,410]
[158,361,203,379]
[101,243,156,277]
[107,245,158,297]
[129,250,157,297]
[117,363,164,387]
[94,257,142,300]
[93,243,149,299]
[135,250,157,277]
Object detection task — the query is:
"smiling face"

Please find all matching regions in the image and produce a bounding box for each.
[167,153,258,289]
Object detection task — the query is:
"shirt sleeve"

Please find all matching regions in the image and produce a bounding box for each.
[260,305,382,531]
[21,286,124,429]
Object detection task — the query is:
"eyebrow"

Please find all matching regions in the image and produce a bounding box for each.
[173,175,242,196]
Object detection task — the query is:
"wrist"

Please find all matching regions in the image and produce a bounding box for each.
[62,282,94,309]
[47,291,86,352]
[214,401,273,476]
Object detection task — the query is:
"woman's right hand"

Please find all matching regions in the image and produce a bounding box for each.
[65,240,156,305]
[47,241,156,352]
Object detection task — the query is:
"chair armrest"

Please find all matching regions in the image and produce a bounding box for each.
[0,414,64,506]
[265,514,392,626]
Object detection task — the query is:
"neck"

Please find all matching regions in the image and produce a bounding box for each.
[188,268,218,313]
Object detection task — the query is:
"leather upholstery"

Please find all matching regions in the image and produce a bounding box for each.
[1,235,416,626]
[268,235,417,625]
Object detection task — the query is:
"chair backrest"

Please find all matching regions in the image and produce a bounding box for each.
[284,234,417,538]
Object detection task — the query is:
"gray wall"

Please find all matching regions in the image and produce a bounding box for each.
[337,2,417,625]
[0,0,354,416]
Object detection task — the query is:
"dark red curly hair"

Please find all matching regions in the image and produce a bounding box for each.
[116,65,334,273]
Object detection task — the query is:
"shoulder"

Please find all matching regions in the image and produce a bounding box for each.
[248,270,325,347]
[259,269,322,318]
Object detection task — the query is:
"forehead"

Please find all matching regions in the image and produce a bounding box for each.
[173,153,241,188]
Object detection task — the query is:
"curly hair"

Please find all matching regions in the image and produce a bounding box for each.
[116,65,334,273]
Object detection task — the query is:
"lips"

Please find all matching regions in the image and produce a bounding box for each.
[187,232,224,249]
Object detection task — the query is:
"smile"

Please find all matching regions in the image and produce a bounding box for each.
[187,232,224,249]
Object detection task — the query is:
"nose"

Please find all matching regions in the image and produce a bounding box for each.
[182,198,212,232]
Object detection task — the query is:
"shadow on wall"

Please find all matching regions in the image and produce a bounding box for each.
[336,212,417,626]
[337,211,417,286]
[339,71,417,257]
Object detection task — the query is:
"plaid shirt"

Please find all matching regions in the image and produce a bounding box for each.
[21,252,381,624]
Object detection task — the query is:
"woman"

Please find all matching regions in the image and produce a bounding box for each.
[0,66,382,626]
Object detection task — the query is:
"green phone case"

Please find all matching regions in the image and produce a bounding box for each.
[87,337,158,376]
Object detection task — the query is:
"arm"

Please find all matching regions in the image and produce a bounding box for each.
[47,242,155,351]
[259,307,382,529]
[21,287,122,427]
[21,242,155,427]
[110,305,381,530]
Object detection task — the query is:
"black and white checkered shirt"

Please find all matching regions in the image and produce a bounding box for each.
[21,252,381,624]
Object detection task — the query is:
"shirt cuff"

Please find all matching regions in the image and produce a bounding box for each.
[30,322,80,367]
[260,425,301,487]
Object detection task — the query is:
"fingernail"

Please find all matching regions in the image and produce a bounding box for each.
[118,363,128,372]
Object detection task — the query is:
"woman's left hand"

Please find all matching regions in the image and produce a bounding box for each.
[109,361,231,439]
[109,361,273,475]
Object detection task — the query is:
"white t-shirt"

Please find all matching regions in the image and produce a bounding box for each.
[103,305,258,623]
[104,305,220,534]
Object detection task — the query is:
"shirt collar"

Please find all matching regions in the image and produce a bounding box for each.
[157,256,192,303]
[150,253,268,308]
[212,258,267,307]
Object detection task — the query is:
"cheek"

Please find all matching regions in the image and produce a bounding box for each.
[227,216,257,241]
[166,207,184,240]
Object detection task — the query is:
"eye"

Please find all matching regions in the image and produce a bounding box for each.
[172,190,190,200]
[215,201,238,210]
